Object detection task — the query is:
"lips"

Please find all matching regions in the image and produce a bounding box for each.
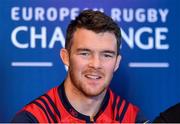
[85,74,101,79]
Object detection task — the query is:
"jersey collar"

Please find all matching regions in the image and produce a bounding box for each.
[58,82,110,122]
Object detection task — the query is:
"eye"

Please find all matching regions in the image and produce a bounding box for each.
[79,52,90,56]
[103,53,114,58]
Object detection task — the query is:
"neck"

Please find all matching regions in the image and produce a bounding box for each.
[64,77,107,117]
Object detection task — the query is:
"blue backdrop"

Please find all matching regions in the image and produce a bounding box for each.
[0,0,180,122]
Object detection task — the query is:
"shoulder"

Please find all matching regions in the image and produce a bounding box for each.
[108,89,147,123]
[12,86,59,123]
[153,103,180,123]
[109,89,138,111]
[11,111,38,123]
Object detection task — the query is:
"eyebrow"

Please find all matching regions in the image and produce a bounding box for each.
[101,50,116,55]
[76,48,116,55]
[76,48,91,52]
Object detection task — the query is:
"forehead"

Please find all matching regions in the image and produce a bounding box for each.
[71,28,117,51]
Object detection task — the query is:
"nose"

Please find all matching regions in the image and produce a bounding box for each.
[88,54,101,69]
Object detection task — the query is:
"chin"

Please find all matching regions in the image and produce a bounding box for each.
[83,88,106,97]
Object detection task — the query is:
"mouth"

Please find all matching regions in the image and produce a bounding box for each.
[84,74,102,80]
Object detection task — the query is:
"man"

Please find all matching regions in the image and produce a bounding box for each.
[153,102,180,123]
[12,10,146,123]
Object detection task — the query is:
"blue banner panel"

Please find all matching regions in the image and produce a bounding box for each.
[0,0,180,122]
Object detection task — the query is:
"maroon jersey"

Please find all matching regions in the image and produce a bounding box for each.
[12,83,144,123]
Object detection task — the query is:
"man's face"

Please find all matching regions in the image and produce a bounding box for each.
[63,28,121,97]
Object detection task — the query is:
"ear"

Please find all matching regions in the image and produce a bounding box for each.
[114,55,121,72]
[60,48,70,67]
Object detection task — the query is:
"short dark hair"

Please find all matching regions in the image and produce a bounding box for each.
[65,10,121,55]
